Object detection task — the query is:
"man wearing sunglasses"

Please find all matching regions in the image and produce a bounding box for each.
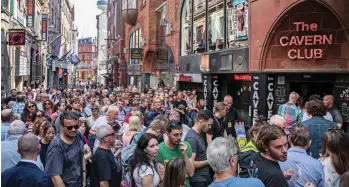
[45,112,85,187]
[91,125,121,187]
[207,137,264,187]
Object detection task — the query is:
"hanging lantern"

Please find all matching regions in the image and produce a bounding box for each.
[122,0,138,26]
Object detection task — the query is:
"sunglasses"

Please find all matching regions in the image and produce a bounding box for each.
[28,105,35,109]
[102,132,116,139]
[44,103,51,105]
[63,124,79,130]
[169,122,180,128]
[91,107,98,111]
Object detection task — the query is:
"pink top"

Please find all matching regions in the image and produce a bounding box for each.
[122,131,138,146]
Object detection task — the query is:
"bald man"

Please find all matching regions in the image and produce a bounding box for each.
[1,109,14,141]
[323,95,343,129]
[2,133,54,187]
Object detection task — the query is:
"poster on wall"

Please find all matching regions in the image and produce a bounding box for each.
[334,86,349,123]
[232,0,248,41]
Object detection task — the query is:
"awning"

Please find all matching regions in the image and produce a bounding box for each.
[105,56,119,63]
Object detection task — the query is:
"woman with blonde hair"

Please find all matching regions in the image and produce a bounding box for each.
[122,115,141,146]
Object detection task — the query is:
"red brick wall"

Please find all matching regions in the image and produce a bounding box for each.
[249,0,349,72]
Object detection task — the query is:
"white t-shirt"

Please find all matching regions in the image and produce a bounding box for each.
[133,163,160,187]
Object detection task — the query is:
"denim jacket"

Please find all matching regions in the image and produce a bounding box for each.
[301,116,336,159]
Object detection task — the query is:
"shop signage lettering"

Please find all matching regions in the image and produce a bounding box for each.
[42,14,48,41]
[267,77,274,119]
[130,48,142,59]
[234,74,251,81]
[8,30,26,45]
[203,76,208,110]
[179,74,192,82]
[26,0,35,27]
[252,76,259,125]
[280,22,332,60]
[340,87,349,101]
[212,79,219,112]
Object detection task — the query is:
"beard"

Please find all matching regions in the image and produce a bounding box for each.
[269,149,287,162]
[169,137,181,146]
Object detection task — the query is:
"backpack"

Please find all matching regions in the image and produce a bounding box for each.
[120,134,138,187]
[238,142,259,178]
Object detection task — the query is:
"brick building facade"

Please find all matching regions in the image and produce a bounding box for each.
[77,37,97,82]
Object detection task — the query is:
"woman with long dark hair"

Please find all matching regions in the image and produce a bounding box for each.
[163,158,186,187]
[320,130,349,187]
[39,122,55,168]
[21,101,38,127]
[131,133,161,187]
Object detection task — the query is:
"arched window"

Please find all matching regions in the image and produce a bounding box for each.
[129,28,144,65]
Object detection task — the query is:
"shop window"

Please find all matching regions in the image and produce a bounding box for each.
[208,0,224,51]
[193,0,206,54]
[180,0,192,56]
[227,0,248,48]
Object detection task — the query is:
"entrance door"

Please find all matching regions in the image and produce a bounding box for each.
[290,82,334,100]
[227,81,252,127]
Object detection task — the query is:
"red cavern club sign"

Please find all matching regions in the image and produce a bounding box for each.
[279,22,332,60]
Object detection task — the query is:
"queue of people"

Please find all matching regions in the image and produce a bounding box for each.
[1,85,349,187]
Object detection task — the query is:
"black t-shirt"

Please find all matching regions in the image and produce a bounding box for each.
[207,116,225,140]
[223,108,239,138]
[173,99,188,122]
[39,140,50,169]
[90,147,122,187]
[251,153,289,187]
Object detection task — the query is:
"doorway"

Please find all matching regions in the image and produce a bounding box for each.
[290,82,334,100]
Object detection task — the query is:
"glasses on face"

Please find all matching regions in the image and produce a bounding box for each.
[63,124,79,130]
[103,132,116,139]
[44,102,51,106]
[91,107,98,111]
[28,105,35,109]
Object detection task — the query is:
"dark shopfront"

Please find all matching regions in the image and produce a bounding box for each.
[200,47,253,126]
[251,73,349,132]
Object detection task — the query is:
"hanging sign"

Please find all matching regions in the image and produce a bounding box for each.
[130,48,142,59]
[41,14,48,41]
[26,0,35,27]
[280,22,332,60]
[8,30,26,45]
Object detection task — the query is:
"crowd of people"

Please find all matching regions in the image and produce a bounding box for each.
[1,84,349,187]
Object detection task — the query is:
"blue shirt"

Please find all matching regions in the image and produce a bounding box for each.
[1,123,10,141]
[301,116,336,158]
[209,177,265,187]
[11,102,25,115]
[279,148,325,187]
